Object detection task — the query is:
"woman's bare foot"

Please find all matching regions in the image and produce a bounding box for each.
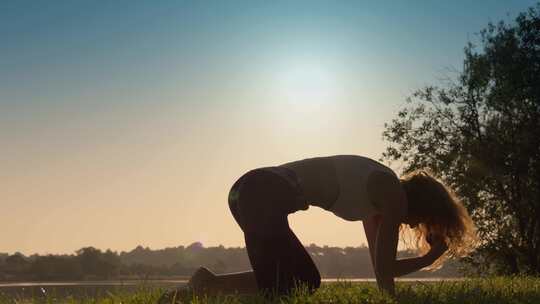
[188,266,217,294]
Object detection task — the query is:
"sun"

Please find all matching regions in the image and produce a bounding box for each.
[264,60,345,134]
[274,63,340,111]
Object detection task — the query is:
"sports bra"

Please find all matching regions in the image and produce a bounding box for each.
[278,155,397,221]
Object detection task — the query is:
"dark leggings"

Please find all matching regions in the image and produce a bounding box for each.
[228,168,321,296]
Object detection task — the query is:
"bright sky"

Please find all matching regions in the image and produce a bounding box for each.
[1,1,536,255]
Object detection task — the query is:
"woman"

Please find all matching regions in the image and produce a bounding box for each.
[188,155,476,297]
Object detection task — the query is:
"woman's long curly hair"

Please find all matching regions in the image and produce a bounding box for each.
[400,169,477,269]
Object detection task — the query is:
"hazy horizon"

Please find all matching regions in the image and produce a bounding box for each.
[1,1,536,255]
[4,241,376,256]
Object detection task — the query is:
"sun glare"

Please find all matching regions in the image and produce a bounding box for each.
[274,63,341,111]
[264,60,346,135]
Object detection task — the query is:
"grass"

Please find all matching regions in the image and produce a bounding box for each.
[0,276,539,304]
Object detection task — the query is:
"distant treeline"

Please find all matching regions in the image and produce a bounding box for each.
[0,243,461,281]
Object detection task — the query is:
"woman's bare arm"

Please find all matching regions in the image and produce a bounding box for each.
[365,172,449,294]
[374,213,400,294]
[366,171,408,295]
[393,234,449,276]
[363,215,380,274]
[395,233,449,275]
[390,255,435,277]
[364,217,445,279]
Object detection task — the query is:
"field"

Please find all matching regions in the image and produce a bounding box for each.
[1,276,539,304]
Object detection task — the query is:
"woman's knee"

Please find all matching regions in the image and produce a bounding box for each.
[310,272,321,290]
[301,268,321,292]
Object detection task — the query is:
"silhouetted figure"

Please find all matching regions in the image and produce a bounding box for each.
[187,155,476,297]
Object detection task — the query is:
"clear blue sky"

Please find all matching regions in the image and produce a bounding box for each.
[1,1,537,254]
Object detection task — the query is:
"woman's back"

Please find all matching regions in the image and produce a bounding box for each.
[279,155,396,221]
[279,156,339,210]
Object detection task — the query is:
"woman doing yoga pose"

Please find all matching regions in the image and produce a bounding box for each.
[188,155,476,296]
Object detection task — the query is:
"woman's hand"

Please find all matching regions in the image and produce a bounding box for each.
[426,233,448,262]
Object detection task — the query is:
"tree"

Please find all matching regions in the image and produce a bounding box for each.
[75,247,118,279]
[30,255,83,280]
[4,253,30,276]
[101,249,122,278]
[76,247,103,277]
[381,4,540,274]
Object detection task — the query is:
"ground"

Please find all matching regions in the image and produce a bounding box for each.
[1,276,539,304]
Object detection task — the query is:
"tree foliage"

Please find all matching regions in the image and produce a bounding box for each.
[382,4,540,274]
[0,243,460,280]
